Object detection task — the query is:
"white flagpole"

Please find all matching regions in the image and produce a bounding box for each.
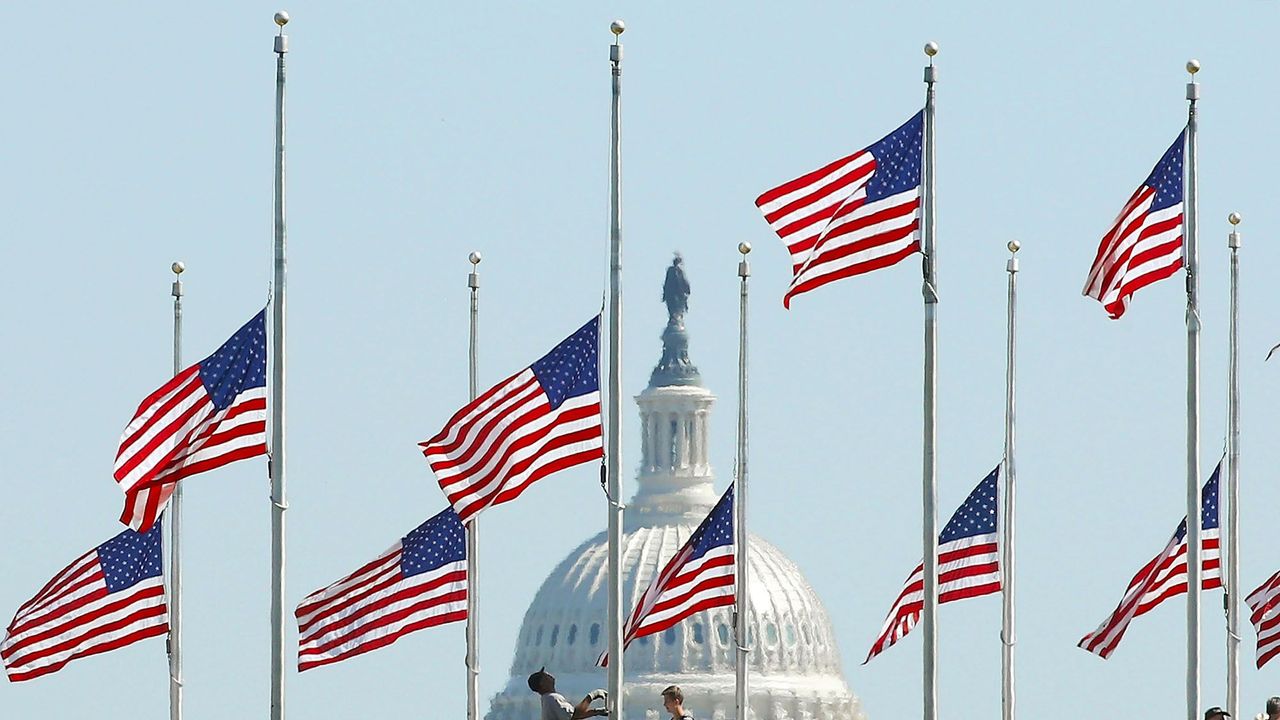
[605,19,626,720]
[1001,241,1019,720]
[734,242,751,720]
[168,261,185,720]
[1226,211,1242,720]
[920,41,940,720]
[466,251,481,720]
[270,12,290,720]
[1184,58,1202,720]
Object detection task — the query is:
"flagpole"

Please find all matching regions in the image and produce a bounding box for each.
[1184,58,1202,720]
[1001,241,1019,720]
[168,261,185,720]
[734,242,751,720]
[605,19,626,720]
[466,251,481,720]
[270,12,290,720]
[920,40,940,720]
[1226,211,1242,720]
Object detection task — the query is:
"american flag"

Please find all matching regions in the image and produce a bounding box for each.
[755,111,923,308]
[2,523,168,682]
[1078,463,1221,659]
[295,507,466,671]
[421,315,603,523]
[598,486,735,667]
[114,309,268,532]
[1082,131,1186,319]
[865,466,1000,663]
[1247,571,1280,669]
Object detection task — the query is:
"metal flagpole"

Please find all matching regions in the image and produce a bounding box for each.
[169,261,185,720]
[605,19,626,720]
[1184,58,1202,720]
[1001,241,1020,720]
[920,41,940,720]
[270,11,290,720]
[466,251,482,720]
[734,242,752,720]
[1226,211,1242,720]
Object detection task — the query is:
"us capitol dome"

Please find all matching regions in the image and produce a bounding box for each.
[486,257,866,720]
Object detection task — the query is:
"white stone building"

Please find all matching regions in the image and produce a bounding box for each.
[486,262,866,720]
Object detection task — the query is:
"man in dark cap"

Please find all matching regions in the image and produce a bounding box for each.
[1266,695,1280,719]
[1204,706,1230,720]
[527,667,608,720]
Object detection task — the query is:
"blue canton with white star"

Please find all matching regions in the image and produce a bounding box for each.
[1144,131,1186,213]
[198,310,267,410]
[1173,462,1222,541]
[97,522,164,593]
[530,316,600,410]
[939,466,999,544]
[864,111,923,203]
[401,507,466,578]
[688,486,734,561]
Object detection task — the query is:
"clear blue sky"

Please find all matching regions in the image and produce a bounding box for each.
[3,2,1280,718]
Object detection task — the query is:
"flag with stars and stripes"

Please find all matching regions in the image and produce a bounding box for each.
[755,111,923,308]
[1246,569,1280,669]
[1078,462,1221,659]
[1082,130,1186,319]
[2,523,168,682]
[114,309,268,532]
[421,315,603,524]
[865,466,1000,663]
[598,486,735,667]
[295,507,467,671]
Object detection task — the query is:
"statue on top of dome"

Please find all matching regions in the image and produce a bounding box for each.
[662,254,691,327]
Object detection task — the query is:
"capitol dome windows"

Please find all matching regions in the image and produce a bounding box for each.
[550,626,559,647]
[566,624,577,646]
[535,626,543,646]
[663,628,676,646]
[589,623,600,646]
[692,622,705,645]
[717,622,730,646]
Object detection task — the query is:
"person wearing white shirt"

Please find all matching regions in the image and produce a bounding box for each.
[527,667,608,720]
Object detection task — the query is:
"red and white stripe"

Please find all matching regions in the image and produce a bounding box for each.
[864,532,1000,663]
[1246,570,1280,669]
[295,543,466,672]
[2,548,168,682]
[597,540,734,667]
[422,367,602,523]
[114,366,267,532]
[1082,186,1183,319]
[1078,527,1221,659]
[756,149,920,308]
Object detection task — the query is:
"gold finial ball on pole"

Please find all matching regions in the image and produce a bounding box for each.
[1228,212,1242,226]
[172,261,185,275]
[274,10,290,27]
[1186,58,1201,74]
[610,20,626,35]
[738,241,752,255]
[1007,240,1021,254]
[468,251,482,266]
[924,41,939,57]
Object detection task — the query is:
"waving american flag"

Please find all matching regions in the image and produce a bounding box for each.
[756,111,923,308]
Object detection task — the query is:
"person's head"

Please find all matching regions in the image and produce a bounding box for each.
[1204,707,1231,720]
[527,668,555,695]
[661,685,684,715]
[1268,696,1280,716]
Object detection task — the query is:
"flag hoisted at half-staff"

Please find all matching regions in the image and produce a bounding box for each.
[421,315,604,524]
[1246,571,1280,669]
[755,111,923,308]
[1082,131,1186,319]
[2,523,168,682]
[113,309,269,532]
[295,507,466,671]
[1078,462,1221,659]
[597,486,735,668]
[865,466,1000,663]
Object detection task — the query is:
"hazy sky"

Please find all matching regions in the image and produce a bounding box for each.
[4,2,1280,719]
